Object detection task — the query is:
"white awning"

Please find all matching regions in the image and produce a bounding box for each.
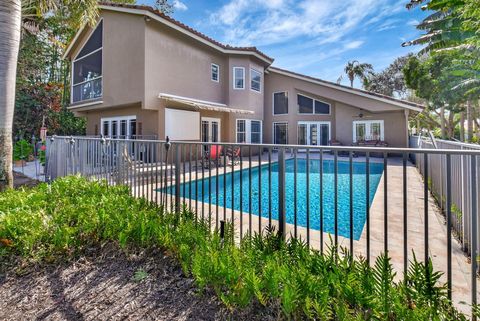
[158,93,254,114]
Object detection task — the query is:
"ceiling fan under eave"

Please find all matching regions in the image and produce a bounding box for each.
[352,110,374,119]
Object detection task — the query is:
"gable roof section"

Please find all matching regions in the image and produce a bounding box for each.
[63,2,274,64]
[268,66,424,112]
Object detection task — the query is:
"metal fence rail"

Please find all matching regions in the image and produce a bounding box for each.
[46,135,480,318]
[410,136,480,256]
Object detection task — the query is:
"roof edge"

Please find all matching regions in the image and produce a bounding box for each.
[63,2,274,64]
[268,66,424,112]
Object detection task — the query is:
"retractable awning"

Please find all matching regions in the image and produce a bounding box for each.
[158,93,254,114]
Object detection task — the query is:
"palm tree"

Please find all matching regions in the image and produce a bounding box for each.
[343,60,374,88]
[0,1,100,191]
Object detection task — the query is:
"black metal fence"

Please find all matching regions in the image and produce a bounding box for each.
[46,136,480,318]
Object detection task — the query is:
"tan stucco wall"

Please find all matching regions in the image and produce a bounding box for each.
[70,11,146,110]
[264,71,409,147]
[84,104,158,137]
[71,9,410,147]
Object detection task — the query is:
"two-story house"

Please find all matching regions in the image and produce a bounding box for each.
[64,2,423,147]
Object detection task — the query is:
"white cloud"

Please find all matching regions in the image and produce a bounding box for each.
[173,0,188,11]
[344,40,364,50]
[208,0,403,47]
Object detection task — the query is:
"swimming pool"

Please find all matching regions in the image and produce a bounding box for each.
[164,159,384,240]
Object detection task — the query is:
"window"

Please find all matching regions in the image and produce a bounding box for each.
[72,20,103,103]
[251,120,261,143]
[236,120,246,143]
[233,67,245,89]
[211,63,219,82]
[250,69,261,92]
[273,92,288,115]
[297,94,330,114]
[101,116,136,138]
[273,122,288,144]
[353,120,384,142]
[236,119,263,143]
[297,121,330,146]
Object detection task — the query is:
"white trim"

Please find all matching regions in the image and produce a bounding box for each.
[100,115,137,137]
[269,67,423,112]
[67,100,104,110]
[297,93,331,115]
[73,47,102,62]
[250,68,262,93]
[72,19,103,61]
[64,6,273,64]
[272,121,288,145]
[236,119,263,143]
[233,67,245,90]
[211,63,220,83]
[297,121,331,146]
[352,119,385,142]
[272,91,289,116]
[71,19,104,104]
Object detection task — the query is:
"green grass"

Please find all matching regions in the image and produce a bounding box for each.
[0,176,477,320]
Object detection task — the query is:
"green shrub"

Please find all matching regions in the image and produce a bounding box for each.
[13,139,33,161]
[0,176,471,320]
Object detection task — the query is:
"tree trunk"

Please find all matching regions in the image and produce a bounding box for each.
[467,100,473,143]
[440,105,446,139]
[0,0,22,191]
[460,112,465,142]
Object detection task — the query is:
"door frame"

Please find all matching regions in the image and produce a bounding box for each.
[297,121,331,146]
[352,119,384,142]
[201,117,221,142]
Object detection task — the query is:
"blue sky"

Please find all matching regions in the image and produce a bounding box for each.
[139,0,428,86]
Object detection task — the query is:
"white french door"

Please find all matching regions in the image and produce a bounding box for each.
[297,121,330,146]
[101,116,136,138]
[353,120,384,142]
[201,117,221,143]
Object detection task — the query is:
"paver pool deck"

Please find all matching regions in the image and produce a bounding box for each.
[135,152,478,315]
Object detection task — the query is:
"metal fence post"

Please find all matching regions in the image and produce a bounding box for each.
[471,155,477,320]
[175,143,181,213]
[278,147,286,239]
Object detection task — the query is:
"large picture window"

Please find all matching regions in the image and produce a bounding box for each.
[236,119,263,143]
[297,94,330,115]
[353,120,384,142]
[273,92,288,115]
[72,20,103,103]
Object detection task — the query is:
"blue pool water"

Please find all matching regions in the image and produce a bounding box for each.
[164,159,384,240]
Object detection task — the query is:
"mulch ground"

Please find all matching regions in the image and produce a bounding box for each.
[0,245,276,321]
[13,171,40,189]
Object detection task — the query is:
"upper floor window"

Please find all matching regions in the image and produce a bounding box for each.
[72,20,103,104]
[273,91,288,115]
[211,63,219,82]
[236,119,262,143]
[297,94,331,115]
[250,69,261,92]
[233,67,245,90]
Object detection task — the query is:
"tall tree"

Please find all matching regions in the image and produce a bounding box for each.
[342,60,374,88]
[363,54,414,99]
[0,0,134,191]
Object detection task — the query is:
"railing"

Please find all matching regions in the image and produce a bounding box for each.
[410,136,480,256]
[46,135,480,317]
